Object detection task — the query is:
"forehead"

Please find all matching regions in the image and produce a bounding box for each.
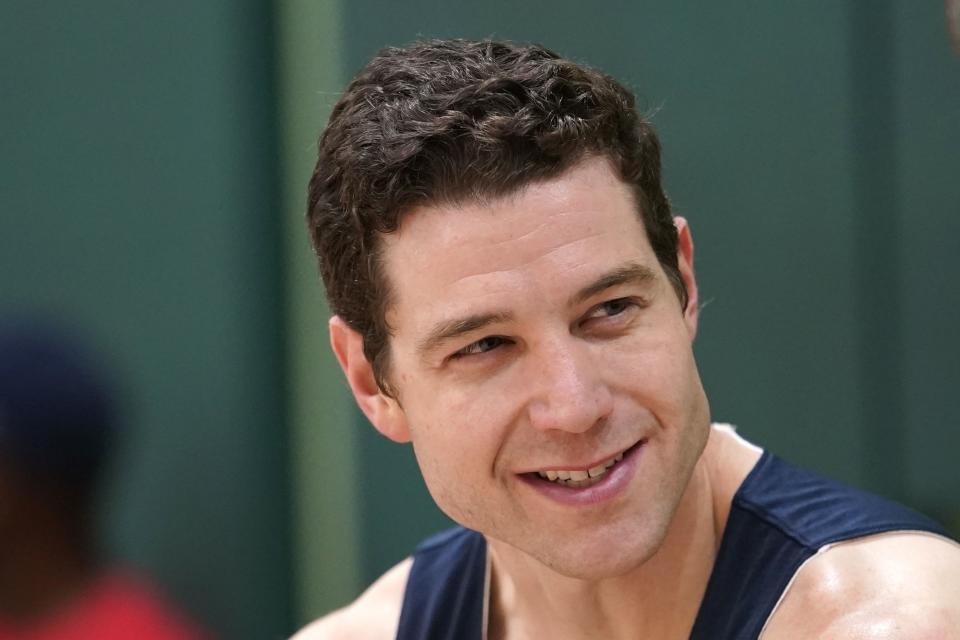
[380,157,656,329]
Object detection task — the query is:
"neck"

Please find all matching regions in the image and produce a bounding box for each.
[487,425,760,640]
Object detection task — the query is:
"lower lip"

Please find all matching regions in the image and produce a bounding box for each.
[519,441,644,507]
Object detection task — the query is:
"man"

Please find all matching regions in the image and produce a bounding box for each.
[295,39,960,639]
[0,320,207,640]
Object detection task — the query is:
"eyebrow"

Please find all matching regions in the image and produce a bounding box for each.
[417,311,514,357]
[416,261,658,358]
[567,261,658,307]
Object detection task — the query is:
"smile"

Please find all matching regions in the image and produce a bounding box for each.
[535,451,625,488]
[520,440,645,506]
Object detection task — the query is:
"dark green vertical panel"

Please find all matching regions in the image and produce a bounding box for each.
[0,2,291,638]
[892,4,960,515]
[849,0,907,500]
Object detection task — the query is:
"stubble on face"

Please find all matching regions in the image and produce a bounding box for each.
[379,157,711,580]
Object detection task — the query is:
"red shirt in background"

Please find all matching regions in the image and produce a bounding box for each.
[0,571,207,640]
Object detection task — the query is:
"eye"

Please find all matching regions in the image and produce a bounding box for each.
[579,297,645,332]
[452,335,508,358]
[593,298,634,317]
[588,297,638,319]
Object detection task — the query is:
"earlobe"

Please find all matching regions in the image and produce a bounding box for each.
[329,316,411,443]
[673,217,700,339]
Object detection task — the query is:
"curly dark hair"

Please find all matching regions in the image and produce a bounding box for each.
[308,39,685,393]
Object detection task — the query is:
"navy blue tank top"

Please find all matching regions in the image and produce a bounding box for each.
[395,451,950,640]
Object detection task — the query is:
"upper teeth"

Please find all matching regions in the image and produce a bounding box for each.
[537,452,624,484]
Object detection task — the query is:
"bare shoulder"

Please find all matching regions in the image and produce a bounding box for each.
[764,532,960,639]
[291,557,413,640]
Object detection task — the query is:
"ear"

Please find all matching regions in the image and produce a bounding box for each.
[673,217,700,339]
[329,316,411,443]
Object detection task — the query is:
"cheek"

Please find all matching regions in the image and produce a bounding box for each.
[403,374,533,529]
[408,424,499,528]
[607,333,697,403]
[606,332,709,452]
[404,386,513,489]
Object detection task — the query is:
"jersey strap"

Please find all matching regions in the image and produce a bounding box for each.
[396,526,486,640]
[689,451,949,639]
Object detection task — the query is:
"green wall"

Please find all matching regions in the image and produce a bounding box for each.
[1,3,291,638]
[894,2,960,511]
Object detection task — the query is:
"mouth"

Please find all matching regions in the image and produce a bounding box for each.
[523,440,645,491]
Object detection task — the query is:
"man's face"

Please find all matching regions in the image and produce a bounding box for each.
[346,156,710,579]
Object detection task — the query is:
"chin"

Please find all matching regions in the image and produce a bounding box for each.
[539,545,660,581]
[530,521,669,581]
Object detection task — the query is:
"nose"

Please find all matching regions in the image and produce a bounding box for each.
[525,336,614,434]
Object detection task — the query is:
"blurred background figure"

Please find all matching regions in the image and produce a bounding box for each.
[0,319,206,640]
